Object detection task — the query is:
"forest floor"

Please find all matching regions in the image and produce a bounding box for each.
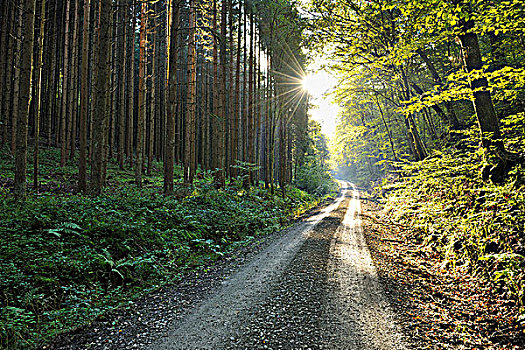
[362,199,525,350]
[42,183,525,349]
[46,182,406,349]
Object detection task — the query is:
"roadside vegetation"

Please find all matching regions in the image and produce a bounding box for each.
[0,0,338,347]
[305,0,525,345]
[0,146,336,349]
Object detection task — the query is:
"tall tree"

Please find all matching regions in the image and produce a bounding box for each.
[11,7,23,155]
[118,0,129,170]
[79,0,91,192]
[135,1,147,187]
[68,0,80,161]
[60,0,71,167]
[90,0,113,194]
[14,0,37,199]
[127,1,136,168]
[216,0,227,186]
[211,0,219,176]
[247,6,255,184]
[232,0,242,179]
[184,0,197,184]
[165,0,183,194]
[453,0,522,182]
[33,0,47,191]
[0,0,12,143]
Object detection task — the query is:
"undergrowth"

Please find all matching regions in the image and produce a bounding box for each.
[0,148,328,349]
[380,131,525,324]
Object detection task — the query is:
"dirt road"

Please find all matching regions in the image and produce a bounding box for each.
[153,182,407,349]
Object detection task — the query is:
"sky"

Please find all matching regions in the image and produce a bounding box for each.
[302,67,341,139]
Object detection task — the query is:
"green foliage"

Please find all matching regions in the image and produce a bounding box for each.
[306,0,525,185]
[294,120,338,196]
[295,159,337,196]
[381,136,525,318]
[0,181,320,348]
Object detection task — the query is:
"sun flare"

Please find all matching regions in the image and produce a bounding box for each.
[301,70,340,138]
[301,71,337,99]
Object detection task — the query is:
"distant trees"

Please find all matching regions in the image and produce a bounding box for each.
[2,0,310,198]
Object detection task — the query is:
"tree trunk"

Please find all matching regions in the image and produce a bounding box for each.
[14,0,36,199]
[164,0,183,193]
[68,0,80,161]
[127,2,136,169]
[247,8,255,185]
[135,2,147,187]
[118,0,129,170]
[184,0,197,184]
[33,0,47,191]
[457,25,520,182]
[211,0,219,174]
[0,0,12,143]
[46,0,60,147]
[241,3,247,164]
[232,1,242,178]
[108,6,119,162]
[90,0,113,194]
[216,0,227,186]
[79,0,91,192]
[60,0,71,166]
[227,0,234,178]
[147,9,156,176]
[11,7,23,156]
[401,70,427,161]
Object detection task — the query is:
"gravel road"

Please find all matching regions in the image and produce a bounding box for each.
[153,181,407,350]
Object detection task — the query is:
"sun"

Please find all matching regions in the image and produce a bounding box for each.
[300,70,340,138]
[301,71,336,99]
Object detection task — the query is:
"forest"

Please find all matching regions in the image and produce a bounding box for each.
[1,0,525,348]
[310,0,525,347]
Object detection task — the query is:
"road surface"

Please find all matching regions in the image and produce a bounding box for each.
[153,181,407,350]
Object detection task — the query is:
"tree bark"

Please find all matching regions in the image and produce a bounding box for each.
[11,7,23,156]
[184,0,197,184]
[247,7,255,185]
[127,2,136,169]
[14,0,37,199]
[135,2,147,187]
[60,0,71,166]
[1,1,16,145]
[79,0,91,193]
[164,0,183,194]
[147,9,156,176]
[227,0,234,178]
[0,0,12,143]
[232,1,242,178]
[68,0,80,161]
[211,0,219,174]
[46,0,60,147]
[216,0,227,186]
[118,0,128,170]
[33,0,47,191]
[90,0,113,194]
[457,27,520,181]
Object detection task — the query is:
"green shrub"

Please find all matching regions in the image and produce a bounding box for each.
[382,146,525,319]
[0,183,320,348]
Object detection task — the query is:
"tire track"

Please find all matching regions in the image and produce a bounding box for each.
[153,182,407,349]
